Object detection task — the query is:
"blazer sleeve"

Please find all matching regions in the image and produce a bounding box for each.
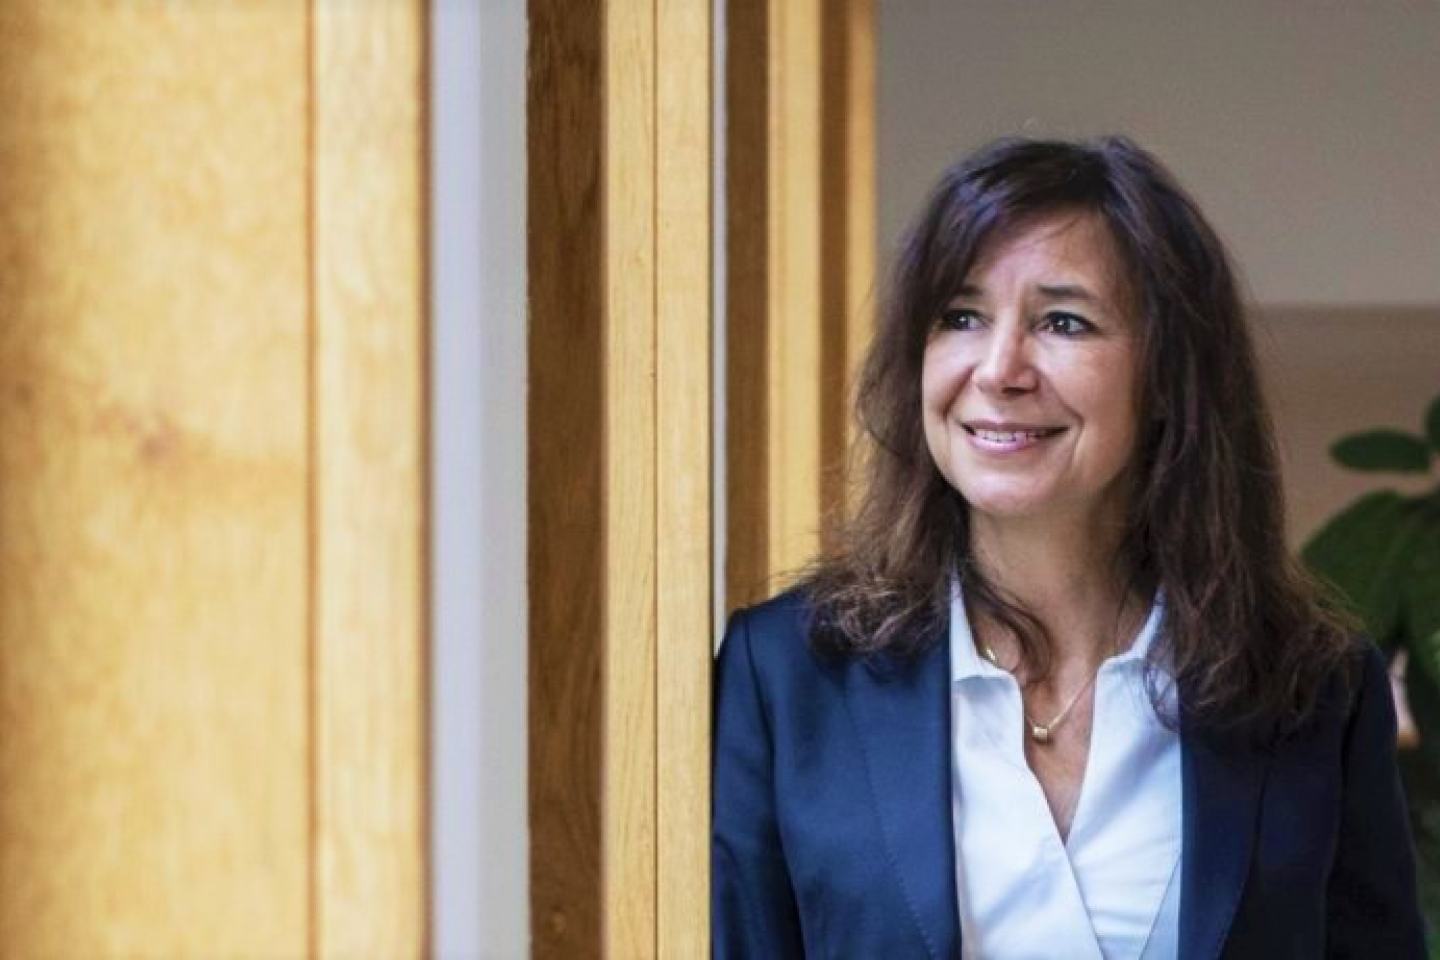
[1325,644,1427,958]
[712,608,806,958]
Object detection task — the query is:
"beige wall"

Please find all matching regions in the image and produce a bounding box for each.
[878,0,1440,306]
[1260,306,1439,542]
[878,0,1440,544]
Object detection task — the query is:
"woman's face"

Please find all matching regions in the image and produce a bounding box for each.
[921,211,1141,529]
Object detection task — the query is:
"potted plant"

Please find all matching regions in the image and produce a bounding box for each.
[1302,392,1440,952]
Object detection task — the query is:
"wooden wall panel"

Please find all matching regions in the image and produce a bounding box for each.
[727,0,876,608]
[601,0,659,954]
[842,0,877,461]
[824,0,877,513]
[0,1,429,955]
[725,0,773,612]
[528,0,605,952]
[0,4,309,954]
[530,0,711,955]
[724,0,830,610]
[655,1,713,955]
[767,0,825,589]
[312,2,428,955]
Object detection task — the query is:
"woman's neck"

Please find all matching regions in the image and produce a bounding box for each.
[968,508,1143,672]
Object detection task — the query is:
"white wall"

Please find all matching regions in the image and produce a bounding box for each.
[431,0,528,956]
[879,0,1440,306]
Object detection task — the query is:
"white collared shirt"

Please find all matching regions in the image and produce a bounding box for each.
[950,587,1183,960]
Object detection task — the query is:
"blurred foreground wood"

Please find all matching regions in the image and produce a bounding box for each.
[0,2,427,954]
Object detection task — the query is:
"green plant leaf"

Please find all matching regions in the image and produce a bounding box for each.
[1407,507,1440,691]
[1303,491,1426,646]
[1332,430,1433,473]
[1427,393,1440,454]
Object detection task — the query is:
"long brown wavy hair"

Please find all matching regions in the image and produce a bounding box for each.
[801,135,1356,734]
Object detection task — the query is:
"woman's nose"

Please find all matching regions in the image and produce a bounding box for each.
[974,326,1038,395]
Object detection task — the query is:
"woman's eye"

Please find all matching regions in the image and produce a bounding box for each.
[1040,312,1093,336]
[937,308,981,331]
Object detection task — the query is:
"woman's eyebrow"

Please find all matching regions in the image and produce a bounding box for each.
[949,282,1102,304]
[1035,283,1100,304]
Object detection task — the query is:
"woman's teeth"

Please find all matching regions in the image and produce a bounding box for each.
[971,427,1058,442]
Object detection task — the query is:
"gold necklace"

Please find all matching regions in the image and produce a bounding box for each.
[982,644,1100,745]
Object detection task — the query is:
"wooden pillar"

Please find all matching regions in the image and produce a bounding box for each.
[311,3,428,954]
[528,0,712,956]
[827,0,877,509]
[0,2,427,954]
[655,1,715,954]
[726,0,877,609]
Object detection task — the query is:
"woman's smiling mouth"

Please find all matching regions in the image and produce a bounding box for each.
[962,422,1067,453]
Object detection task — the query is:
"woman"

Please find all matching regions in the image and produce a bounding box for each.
[711,137,1425,958]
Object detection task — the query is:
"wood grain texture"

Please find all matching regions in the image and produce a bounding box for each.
[0,3,309,954]
[725,0,772,612]
[602,0,659,955]
[528,0,605,953]
[767,0,825,584]
[0,1,431,954]
[656,1,713,955]
[727,0,875,605]
[821,0,877,525]
[529,0,713,954]
[841,0,876,472]
[311,1,428,954]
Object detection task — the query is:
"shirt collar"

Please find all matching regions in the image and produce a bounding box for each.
[949,579,1167,685]
[948,579,1008,683]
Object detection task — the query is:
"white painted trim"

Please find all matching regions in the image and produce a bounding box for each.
[430,0,528,955]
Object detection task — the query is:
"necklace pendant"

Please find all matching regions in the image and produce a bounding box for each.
[1030,723,1051,744]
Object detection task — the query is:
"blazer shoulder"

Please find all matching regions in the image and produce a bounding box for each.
[1269,637,1387,749]
[732,587,813,639]
[1319,637,1387,727]
[718,586,837,685]
[1340,638,1395,738]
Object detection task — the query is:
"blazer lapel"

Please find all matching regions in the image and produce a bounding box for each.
[843,637,960,960]
[1178,716,1269,960]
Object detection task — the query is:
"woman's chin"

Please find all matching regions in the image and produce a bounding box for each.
[960,491,1054,523]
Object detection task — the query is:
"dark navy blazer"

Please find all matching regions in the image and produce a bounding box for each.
[713,589,1426,959]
